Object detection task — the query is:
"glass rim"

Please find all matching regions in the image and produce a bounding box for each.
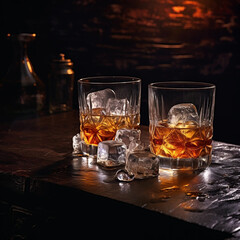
[148,81,215,90]
[78,76,141,85]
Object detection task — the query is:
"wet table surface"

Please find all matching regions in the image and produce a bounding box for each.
[0,111,240,239]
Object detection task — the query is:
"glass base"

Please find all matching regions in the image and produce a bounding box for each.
[159,154,211,171]
[80,141,98,157]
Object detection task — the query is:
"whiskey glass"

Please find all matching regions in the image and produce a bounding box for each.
[78,76,141,156]
[148,81,216,171]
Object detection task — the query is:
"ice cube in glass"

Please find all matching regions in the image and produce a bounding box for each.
[125,150,160,179]
[106,98,129,116]
[86,88,115,109]
[97,140,127,167]
[168,103,199,126]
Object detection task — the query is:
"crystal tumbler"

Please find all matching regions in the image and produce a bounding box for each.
[78,76,141,156]
[148,81,216,171]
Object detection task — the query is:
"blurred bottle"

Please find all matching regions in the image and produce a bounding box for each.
[0,33,46,119]
[49,53,74,114]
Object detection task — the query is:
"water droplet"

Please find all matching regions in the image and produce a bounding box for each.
[185,191,199,197]
[185,191,208,201]
[180,198,215,212]
[180,200,205,212]
[161,185,180,191]
[115,169,135,182]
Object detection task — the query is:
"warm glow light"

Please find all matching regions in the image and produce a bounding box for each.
[172,6,186,13]
[26,59,33,73]
[67,69,73,74]
[165,0,214,29]
[169,13,184,18]
[183,0,198,5]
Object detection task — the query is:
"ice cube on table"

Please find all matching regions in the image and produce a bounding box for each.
[125,150,160,179]
[115,169,135,182]
[72,133,98,156]
[72,133,82,154]
[115,128,141,151]
[86,88,115,109]
[168,103,199,126]
[106,98,129,116]
[97,140,126,167]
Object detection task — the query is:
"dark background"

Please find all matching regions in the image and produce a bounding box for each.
[0,0,240,144]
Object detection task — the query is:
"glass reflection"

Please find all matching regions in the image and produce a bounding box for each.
[158,169,198,190]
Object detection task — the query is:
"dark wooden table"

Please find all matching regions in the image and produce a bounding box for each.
[0,111,240,239]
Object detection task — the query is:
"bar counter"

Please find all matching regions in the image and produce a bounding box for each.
[0,111,240,239]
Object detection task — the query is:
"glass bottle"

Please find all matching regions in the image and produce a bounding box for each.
[0,33,46,119]
[49,53,74,114]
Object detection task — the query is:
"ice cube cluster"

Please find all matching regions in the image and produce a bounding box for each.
[97,128,141,168]
[96,128,160,179]
[86,88,130,116]
[72,127,160,179]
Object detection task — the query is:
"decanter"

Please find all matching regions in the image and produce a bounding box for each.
[0,33,46,119]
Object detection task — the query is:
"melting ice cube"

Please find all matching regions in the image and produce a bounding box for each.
[97,140,126,167]
[168,103,199,126]
[115,128,141,151]
[106,98,129,116]
[125,150,160,179]
[115,169,135,182]
[86,88,115,109]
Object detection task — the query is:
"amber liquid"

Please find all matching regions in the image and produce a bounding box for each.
[80,108,140,146]
[150,120,213,159]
